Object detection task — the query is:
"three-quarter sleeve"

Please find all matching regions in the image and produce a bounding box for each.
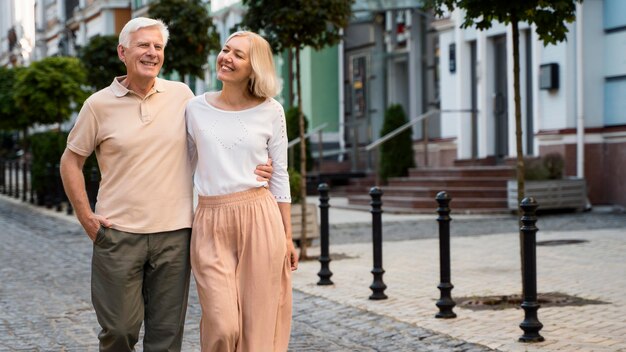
[267,102,291,203]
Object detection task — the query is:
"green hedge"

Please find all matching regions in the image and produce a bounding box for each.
[30,131,99,202]
[30,131,67,196]
[286,107,313,172]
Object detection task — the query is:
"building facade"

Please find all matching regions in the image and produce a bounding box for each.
[434,0,626,207]
[0,0,36,67]
[34,0,130,59]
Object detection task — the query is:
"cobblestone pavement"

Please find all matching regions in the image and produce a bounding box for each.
[0,196,494,351]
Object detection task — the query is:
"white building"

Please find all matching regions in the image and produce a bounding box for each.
[34,0,130,59]
[0,0,36,67]
[433,1,626,207]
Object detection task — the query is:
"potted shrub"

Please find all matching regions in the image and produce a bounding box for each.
[507,153,587,211]
[288,167,319,249]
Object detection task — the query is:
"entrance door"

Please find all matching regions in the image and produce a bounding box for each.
[493,36,508,162]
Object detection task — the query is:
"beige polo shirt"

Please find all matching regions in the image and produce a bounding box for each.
[67,76,195,234]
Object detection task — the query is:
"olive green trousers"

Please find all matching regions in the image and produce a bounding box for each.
[91,227,191,352]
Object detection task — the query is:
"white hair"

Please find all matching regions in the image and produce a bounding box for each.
[118,17,169,48]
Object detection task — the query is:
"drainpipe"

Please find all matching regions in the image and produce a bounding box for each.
[576,2,584,178]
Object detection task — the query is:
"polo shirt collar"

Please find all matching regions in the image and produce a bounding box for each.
[110,76,166,97]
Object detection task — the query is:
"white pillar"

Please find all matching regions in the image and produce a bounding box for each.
[575,2,585,178]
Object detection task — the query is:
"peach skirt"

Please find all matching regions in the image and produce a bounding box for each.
[191,187,292,352]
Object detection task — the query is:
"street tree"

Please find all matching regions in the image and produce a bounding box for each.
[14,56,89,129]
[0,67,22,131]
[427,0,581,207]
[148,0,220,80]
[0,66,27,153]
[241,0,353,259]
[79,35,126,90]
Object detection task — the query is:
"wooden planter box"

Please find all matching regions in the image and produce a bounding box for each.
[507,178,587,211]
[291,203,319,247]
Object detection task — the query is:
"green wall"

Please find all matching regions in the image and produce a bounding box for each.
[301,45,340,133]
[277,46,340,134]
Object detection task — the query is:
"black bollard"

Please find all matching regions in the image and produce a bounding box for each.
[317,183,333,285]
[435,191,456,318]
[369,186,387,300]
[519,197,544,342]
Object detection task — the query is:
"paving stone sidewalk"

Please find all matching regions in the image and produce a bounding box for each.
[294,204,626,352]
[0,196,494,351]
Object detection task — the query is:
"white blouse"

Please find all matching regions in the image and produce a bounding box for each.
[186,94,291,203]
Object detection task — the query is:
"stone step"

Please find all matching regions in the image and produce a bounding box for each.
[381,186,507,199]
[347,195,508,210]
[387,177,509,188]
[408,166,515,178]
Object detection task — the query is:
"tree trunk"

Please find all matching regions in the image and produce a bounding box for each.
[296,47,308,260]
[512,17,526,285]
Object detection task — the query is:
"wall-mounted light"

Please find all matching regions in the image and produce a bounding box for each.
[539,63,559,90]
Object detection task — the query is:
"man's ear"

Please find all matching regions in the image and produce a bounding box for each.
[117,44,126,64]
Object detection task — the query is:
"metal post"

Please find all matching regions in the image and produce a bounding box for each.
[435,191,456,318]
[13,160,19,199]
[8,160,13,197]
[0,159,5,194]
[22,161,27,202]
[423,118,429,167]
[317,183,333,285]
[351,126,359,172]
[44,163,53,209]
[519,197,544,342]
[369,186,387,300]
[88,166,99,211]
[54,163,63,212]
[29,162,35,204]
[317,129,323,174]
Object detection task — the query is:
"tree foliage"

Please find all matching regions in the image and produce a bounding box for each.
[0,66,25,131]
[380,104,415,181]
[148,0,220,79]
[430,0,578,46]
[14,56,89,127]
[241,0,353,53]
[79,35,126,90]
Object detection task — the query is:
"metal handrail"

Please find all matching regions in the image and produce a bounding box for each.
[364,109,440,151]
[287,123,328,148]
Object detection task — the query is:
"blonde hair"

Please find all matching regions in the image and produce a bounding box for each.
[119,17,169,48]
[222,31,281,98]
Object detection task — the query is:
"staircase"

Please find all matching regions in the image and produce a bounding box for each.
[346,166,516,213]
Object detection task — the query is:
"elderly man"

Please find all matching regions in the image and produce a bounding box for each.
[60,17,272,351]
